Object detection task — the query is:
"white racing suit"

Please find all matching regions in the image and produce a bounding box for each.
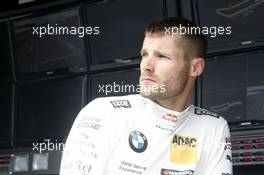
[60,94,232,175]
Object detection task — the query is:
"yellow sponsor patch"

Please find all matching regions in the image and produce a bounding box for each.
[170,134,198,165]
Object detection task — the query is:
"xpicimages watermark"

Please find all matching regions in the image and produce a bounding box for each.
[164,24,232,38]
[32,24,100,37]
[97,82,166,96]
[32,139,65,153]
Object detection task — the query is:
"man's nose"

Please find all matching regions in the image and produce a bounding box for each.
[141,57,155,73]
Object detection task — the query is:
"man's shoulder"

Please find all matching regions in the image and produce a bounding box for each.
[188,106,230,139]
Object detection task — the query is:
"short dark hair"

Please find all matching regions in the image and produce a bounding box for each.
[145,17,207,59]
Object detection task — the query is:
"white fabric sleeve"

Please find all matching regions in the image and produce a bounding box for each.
[195,120,233,175]
[59,98,114,175]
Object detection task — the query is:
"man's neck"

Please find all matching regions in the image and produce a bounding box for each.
[153,93,192,112]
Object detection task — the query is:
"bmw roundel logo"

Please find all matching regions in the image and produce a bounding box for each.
[129,131,148,153]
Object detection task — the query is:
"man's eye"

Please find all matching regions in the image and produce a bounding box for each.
[159,55,170,59]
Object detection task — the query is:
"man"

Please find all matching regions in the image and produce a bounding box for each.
[60,17,232,175]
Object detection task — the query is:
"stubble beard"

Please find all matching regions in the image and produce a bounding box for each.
[139,68,189,101]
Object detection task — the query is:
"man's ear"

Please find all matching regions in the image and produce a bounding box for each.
[190,58,205,77]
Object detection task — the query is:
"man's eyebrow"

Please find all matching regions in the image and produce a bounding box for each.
[154,50,173,58]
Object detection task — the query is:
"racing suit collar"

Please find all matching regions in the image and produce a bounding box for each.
[141,95,192,123]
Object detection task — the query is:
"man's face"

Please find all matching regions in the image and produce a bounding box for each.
[139,33,191,101]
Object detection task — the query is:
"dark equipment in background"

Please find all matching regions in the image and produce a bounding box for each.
[194,0,264,53]
[11,6,87,80]
[14,75,87,146]
[0,0,264,175]
[0,19,14,84]
[85,0,165,70]
[0,85,14,149]
[202,50,264,125]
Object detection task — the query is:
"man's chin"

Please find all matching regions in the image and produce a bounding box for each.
[140,91,159,100]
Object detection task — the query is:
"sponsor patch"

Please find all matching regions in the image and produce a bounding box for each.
[160,169,194,175]
[119,161,147,174]
[194,108,220,118]
[226,154,232,162]
[162,113,177,122]
[110,100,131,108]
[129,131,148,153]
[225,137,232,150]
[77,121,101,130]
[170,134,198,165]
